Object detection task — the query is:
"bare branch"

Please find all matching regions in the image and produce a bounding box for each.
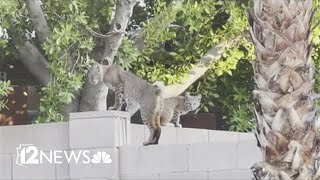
[78,0,142,114]
[101,0,141,63]
[7,16,50,86]
[87,28,125,38]
[128,39,235,116]
[25,0,49,43]
[15,41,51,85]
[163,40,234,98]
[79,78,108,112]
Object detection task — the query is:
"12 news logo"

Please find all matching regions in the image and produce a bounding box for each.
[16,144,112,168]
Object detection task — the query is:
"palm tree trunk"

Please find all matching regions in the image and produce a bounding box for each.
[249,0,320,179]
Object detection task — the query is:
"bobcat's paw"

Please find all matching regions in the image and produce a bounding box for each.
[108,106,115,110]
[125,106,130,112]
[108,106,116,110]
[143,141,151,146]
[166,123,175,127]
[175,123,182,128]
[143,141,158,146]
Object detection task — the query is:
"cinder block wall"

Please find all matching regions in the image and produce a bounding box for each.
[0,111,262,180]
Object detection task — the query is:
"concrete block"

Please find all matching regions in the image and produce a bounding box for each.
[70,110,129,119]
[176,128,209,144]
[56,163,70,180]
[120,144,189,175]
[238,133,262,169]
[72,178,118,180]
[209,130,239,143]
[119,146,139,175]
[209,170,252,180]
[0,125,34,154]
[69,111,130,149]
[121,173,159,180]
[55,150,70,180]
[238,132,256,141]
[143,126,150,145]
[0,154,12,180]
[115,116,131,147]
[143,126,177,145]
[130,124,145,145]
[188,142,238,171]
[160,172,208,180]
[12,151,56,179]
[159,126,177,144]
[69,148,118,179]
[33,122,69,151]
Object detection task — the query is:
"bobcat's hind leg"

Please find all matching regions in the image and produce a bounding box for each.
[160,111,173,127]
[160,119,167,126]
[143,121,156,146]
[108,84,124,111]
[153,113,162,144]
[141,109,160,146]
[160,116,169,127]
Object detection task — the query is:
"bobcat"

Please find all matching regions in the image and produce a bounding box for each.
[160,92,202,128]
[88,62,163,146]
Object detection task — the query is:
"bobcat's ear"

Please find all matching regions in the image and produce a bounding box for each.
[197,94,202,99]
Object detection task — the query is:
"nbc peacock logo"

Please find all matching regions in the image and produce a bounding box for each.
[91,151,112,164]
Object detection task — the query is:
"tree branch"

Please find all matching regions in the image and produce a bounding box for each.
[101,0,141,63]
[15,41,51,85]
[128,39,234,116]
[163,40,233,98]
[24,0,49,43]
[79,78,108,112]
[8,17,51,85]
[79,0,141,113]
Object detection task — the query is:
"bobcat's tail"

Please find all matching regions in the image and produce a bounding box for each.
[152,81,165,96]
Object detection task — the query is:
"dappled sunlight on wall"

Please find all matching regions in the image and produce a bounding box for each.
[0,86,28,126]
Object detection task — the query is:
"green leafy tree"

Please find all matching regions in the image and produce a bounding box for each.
[0,0,254,125]
[126,0,257,129]
[0,0,139,123]
[0,1,15,111]
[5,0,315,135]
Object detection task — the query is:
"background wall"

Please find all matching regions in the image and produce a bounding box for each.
[0,111,261,180]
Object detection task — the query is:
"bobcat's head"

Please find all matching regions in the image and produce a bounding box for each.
[184,92,202,111]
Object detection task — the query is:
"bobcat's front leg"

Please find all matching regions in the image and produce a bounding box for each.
[124,98,132,112]
[108,84,124,111]
[172,111,182,128]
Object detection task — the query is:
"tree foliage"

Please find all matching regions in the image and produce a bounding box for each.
[126,0,256,132]
[1,0,319,132]
[0,0,265,130]
[38,0,97,122]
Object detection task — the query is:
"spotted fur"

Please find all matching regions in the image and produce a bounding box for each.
[88,62,163,146]
[160,92,202,128]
